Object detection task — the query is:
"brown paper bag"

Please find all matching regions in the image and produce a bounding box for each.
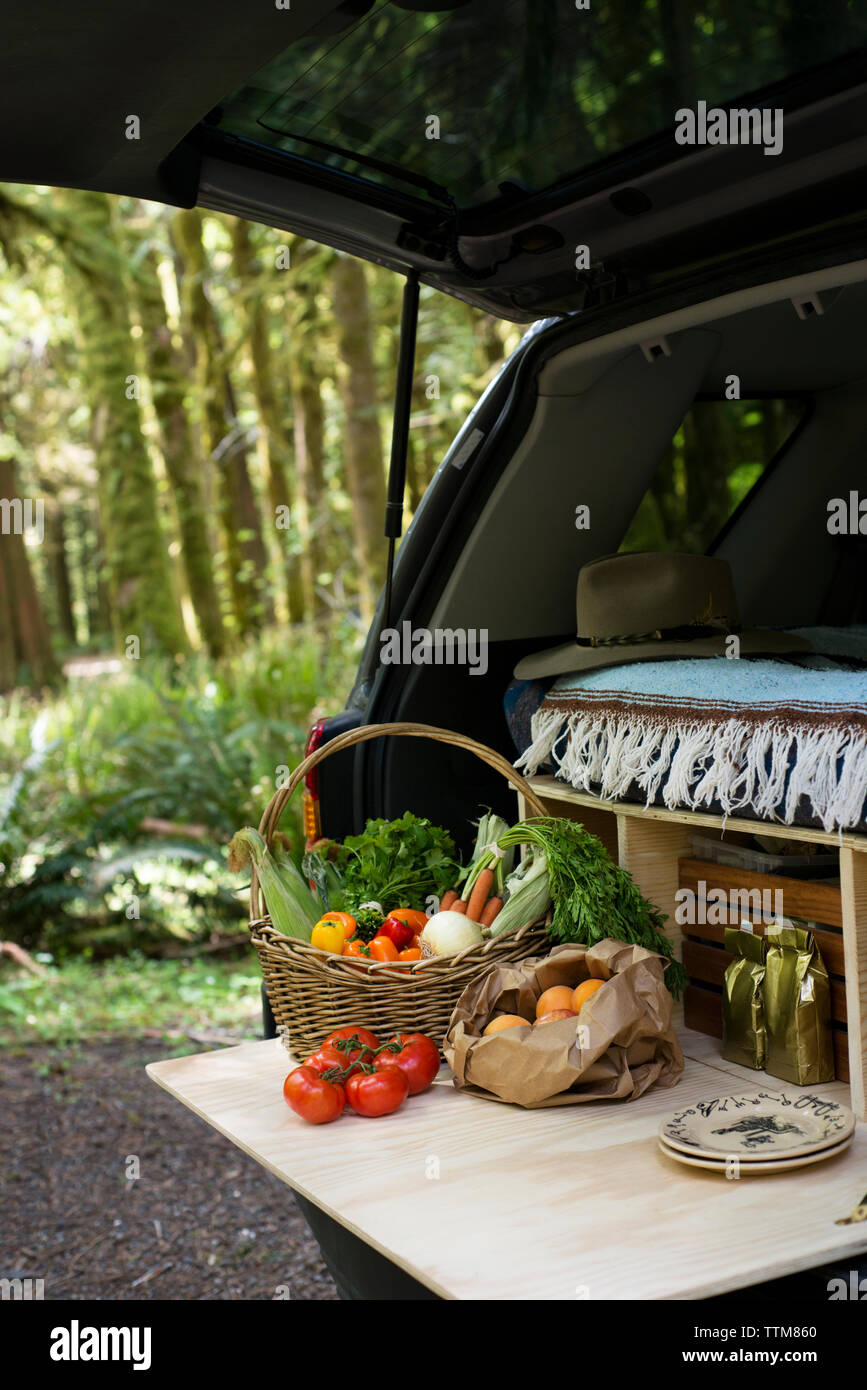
[444,939,684,1107]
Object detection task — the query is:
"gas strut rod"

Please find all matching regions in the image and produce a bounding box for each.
[382,269,420,633]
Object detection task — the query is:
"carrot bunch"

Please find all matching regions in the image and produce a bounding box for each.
[440,812,515,929]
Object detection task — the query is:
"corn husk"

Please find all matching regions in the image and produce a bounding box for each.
[228,827,319,940]
[488,847,551,938]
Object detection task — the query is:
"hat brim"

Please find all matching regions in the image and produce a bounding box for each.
[513,629,813,681]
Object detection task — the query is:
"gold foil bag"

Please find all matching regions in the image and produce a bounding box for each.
[764,924,834,1086]
[722,926,766,1070]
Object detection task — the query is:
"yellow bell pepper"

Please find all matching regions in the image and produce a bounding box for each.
[311,919,346,954]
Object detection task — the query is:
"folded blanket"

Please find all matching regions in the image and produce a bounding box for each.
[515,655,867,833]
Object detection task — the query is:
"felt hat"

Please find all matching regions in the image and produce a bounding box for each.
[514,551,812,680]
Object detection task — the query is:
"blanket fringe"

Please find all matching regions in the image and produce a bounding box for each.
[514,708,867,833]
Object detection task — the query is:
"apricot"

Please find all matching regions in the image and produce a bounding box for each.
[535,985,575,1019]
[483,1014,532,1036]
[534,1009,578,1025]
[572,979,606,1013]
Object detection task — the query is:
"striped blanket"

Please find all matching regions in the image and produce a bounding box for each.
[513,640,867,834]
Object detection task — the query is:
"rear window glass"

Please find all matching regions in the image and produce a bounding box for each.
[620,397,806,554]
[214,0,867,210]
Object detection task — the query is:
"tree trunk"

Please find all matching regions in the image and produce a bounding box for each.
[0,457,60,691]
[172,208,270,637]
[331,254,387,623]
[45,495,77,645]
[58,191,188,657]
[129,227,225,657]
[230,217,304,624]
[289,329,328,629]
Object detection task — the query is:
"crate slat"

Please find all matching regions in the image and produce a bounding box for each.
[678,857,842,927]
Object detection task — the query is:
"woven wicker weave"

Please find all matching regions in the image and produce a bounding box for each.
[249,721,550,1059]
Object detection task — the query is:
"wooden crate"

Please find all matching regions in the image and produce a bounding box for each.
[521,776,867,1118]
[679,857,849,1081]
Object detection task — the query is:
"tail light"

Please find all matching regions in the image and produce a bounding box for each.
[302,717,328,846]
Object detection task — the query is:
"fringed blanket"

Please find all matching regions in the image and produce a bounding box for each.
[515,656,867,834]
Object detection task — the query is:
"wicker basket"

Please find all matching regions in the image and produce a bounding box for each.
[249,721,551,1059]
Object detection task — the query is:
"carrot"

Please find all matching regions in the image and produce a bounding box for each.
[440,889,458,911]
[451,899,467,915]
[480,896,504,928]
[466,868,495,924]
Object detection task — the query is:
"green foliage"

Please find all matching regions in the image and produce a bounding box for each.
[0,624,360,954]
[337,812,460,915]
[0,953,262,1047]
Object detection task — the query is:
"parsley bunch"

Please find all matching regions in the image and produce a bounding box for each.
[337,812,459,916]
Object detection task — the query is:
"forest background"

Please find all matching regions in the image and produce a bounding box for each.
[0,187,776,1042]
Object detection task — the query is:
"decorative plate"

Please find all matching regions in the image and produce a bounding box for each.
[659,1090,854,1161]
[658,1135,853,1175]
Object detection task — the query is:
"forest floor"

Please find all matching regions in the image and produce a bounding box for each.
[0,1036,339,1301]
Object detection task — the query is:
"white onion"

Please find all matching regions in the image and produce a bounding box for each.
[420,910,484,957]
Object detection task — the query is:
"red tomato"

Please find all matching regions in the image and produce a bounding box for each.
[376,1033,440,1095]
[283,1067,346,1125]
[376,916,416,951]
[369,936,399,963]
[322,1026,379,1064]
[345,1068,409,1118]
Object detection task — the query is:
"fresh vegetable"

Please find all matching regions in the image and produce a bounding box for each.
[345,1068,409,1117]
[389,907,429,932]
[302,844,347,913]
[465,867,495,924]
[451,899,467,915]
[420,910,484,957]
[440,889,458,911]
[497,818,687,998]
[323,1027,380,1063]
[375,1033,439,1095]
[480,896,503,927]
[228,828,319,940]
[369,935,399,963]
[398,947,422,961]
[303,1044,350,1076]
[353,906,385,942]
[456,811,515,902]
[311,919,346,954]
[343,939,371,959]
[376,915,416,951]
[487,848,551,939]
[336,812,459,916]
[320,911,357,939]
[283,1067,346,1125]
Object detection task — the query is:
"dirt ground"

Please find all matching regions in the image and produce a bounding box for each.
[0,1037,339,1301]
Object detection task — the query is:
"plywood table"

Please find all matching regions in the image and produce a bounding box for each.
[147,1029,867,1301]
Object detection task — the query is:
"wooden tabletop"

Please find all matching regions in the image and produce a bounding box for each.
[147,1030,867,1301]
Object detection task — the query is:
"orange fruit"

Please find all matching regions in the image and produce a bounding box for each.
[483,1014,532,1036]
[534,1009,577,1026]
[535,985,575,1019]
[572,978,606,1013]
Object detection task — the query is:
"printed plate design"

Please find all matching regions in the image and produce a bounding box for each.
[659,1090,854,1161]
[658,1135,853,1175]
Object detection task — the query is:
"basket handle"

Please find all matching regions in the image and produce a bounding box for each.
[250,721,547,922]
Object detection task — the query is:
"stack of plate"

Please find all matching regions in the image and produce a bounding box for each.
[658,1090,855,1174]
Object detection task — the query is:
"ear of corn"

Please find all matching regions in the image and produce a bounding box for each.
[228,827,319,940]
